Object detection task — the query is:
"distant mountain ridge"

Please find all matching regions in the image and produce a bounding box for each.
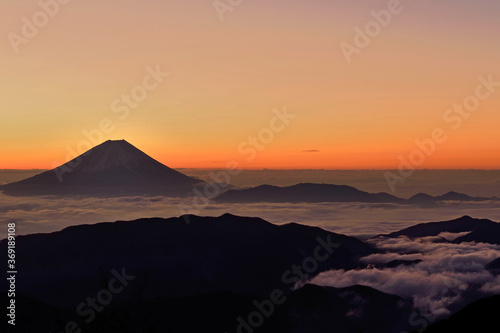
[0,140,201,196]
[214,183,496,205]
[216,183,403,203]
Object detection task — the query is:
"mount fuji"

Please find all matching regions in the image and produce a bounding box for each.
[0,140,202,196]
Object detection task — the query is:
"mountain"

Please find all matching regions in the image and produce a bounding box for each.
[0,214,376,308]
[214,183,496,205]
[3,212,497,332]
[141,284,413,333]
[0,293,72,333]
[407,191,493,206]
[381,216,500,245]
[382,259,423,268]
[268,284,414,333]
[486,258,500,275]
[0,140,201,196]
[411,295,500,333]
[214,183,405,204]
[1,285,415,333]
[436,191,491,201]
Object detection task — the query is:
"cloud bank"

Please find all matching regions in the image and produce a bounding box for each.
[1,191,500,239]
[311,235,500,317]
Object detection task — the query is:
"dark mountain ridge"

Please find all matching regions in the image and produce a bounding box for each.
[214,183,496,205]
[379,215,500,244]
[411,295,500,333]
[0,213,375,308]
[1,284,415,333]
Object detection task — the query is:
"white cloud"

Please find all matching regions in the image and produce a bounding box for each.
[311,236,500,318]
[437,231,471,241]
[1,191,500,240]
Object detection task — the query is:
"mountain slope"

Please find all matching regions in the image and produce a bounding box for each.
[0,140,201,196]
[381,216,500,244]
[0,214,376,308]
[1,285,415,333]
[486,258,500,275]
[268,284,414,333]
[214,183,495,205]
[411,295,500,333]
[214,183,405,204]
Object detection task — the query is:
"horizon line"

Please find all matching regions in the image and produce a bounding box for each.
[2,168,500,171]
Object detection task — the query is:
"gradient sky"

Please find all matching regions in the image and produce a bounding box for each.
[1,0,499,169]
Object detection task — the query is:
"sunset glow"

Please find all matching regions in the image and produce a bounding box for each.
[1,0,499,169]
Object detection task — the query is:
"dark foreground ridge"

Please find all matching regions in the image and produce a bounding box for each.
[1,214,498,332]
[1,284,415,333]
[0,213,380,332]
[411,295,500,333]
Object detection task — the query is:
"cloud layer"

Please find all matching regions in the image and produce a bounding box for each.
[1,191,500,240]
[311,235,500,317]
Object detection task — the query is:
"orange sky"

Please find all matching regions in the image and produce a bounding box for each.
[1,0,499,169]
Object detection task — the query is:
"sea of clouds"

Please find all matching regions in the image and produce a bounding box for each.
[311,234,500,318]
[1,191,500,239]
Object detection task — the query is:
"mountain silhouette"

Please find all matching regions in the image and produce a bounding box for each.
[411,295,500,333]
[215,183,405,203]
[0,214,375,309]
[486,258,500,275]
[382,259,423,268]
[380,216,500,244]
[214,183,495,205]
[0,140,201,196]
[1,285,415,333]
[407,191,494,206]
[269,284,414,333]
[2,214,498,332]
